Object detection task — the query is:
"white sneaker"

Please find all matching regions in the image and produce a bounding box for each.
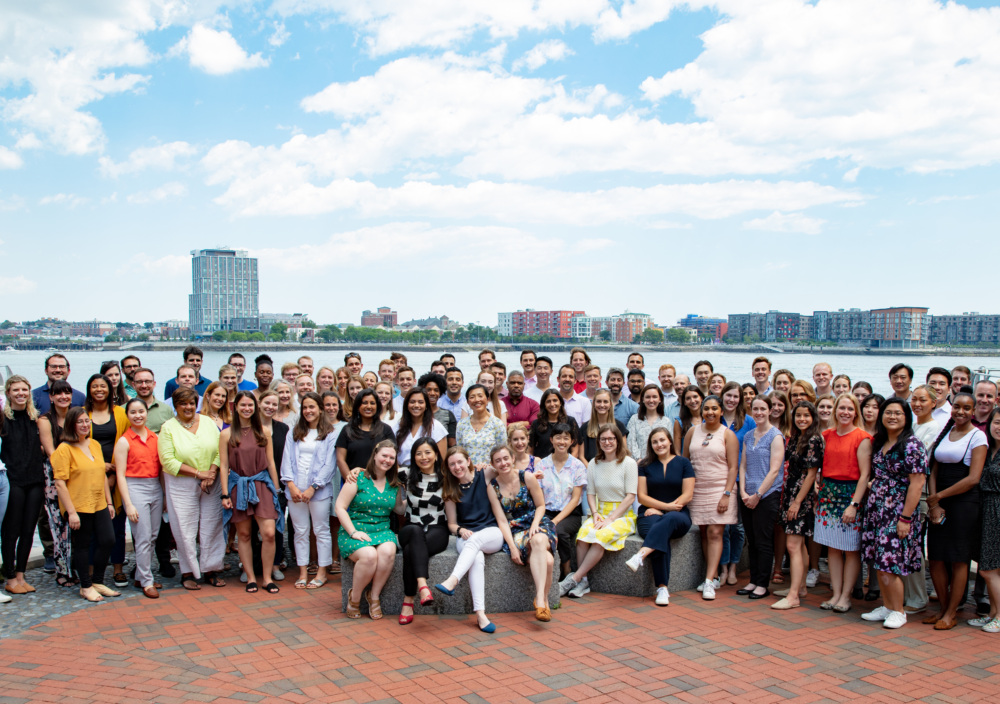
[862,606,891,621]
[982,617,1000,633]
[559,573,577,597]
[702,581,716,600]
[968,615,993,628]
[169,549,179,564]
[805,569,819,588]
[625,552,644,573]
[272,567,285,581]
[883,611,907,629]
[569,576,590,598]
[0,591,11,604]
[697,577,720,592]
[240,571,248,583]
[697,580,705,592]
[655,587,670,606]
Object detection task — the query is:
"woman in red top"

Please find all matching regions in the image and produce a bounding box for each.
[814,393,872,613]
[113,398,164,598]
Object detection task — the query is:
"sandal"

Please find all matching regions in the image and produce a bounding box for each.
[294,578,308,589]
[418,585,434,606]
[365,589,383,620]
[399,601,414,625]
[771,572,785,584]
[246,582,259,593]
[181,574,201,591]
[329,561,341,575]
[307,563,319,575]
[263,583,280,594]
[55,574,74,588]
[306,578,327,589]
[204,572,226,588]
[346,588,361,618]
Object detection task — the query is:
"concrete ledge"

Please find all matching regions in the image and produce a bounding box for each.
[340,536,560,615]
[588,528,706,596]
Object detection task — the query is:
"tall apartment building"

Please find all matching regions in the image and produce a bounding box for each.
[928,312,1000,346]
[361,307,397,328]
[503,310,584,339]
[868,307,930,348]
[615,311,653,342]
[189,248,259,336]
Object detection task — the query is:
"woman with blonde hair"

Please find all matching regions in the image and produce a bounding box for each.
[768,390,792,438]
[789,379,817,408]
[375,381,397,423]
[579,388,627,462]
[200,381,231,430]
[362,371,379,390]
[773,370,795,395]
[477,370,507,424]
[272,380,297,425]
[343,375,366,418]
[316,367,337,394]
[335,367,351,400]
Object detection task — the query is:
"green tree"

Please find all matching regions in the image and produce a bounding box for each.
[1,320,15,329]
[632,334,643,344]
[666,328,690,344]
[212,330,229,341]
[642,328,665,344]
[249,332,266,342]
[143,322,154,330]
[104,334,120,342]
[599,330,612,341]
[137,333,149,341]
[270,322,288,338]
[302,319,317,329]
[229,332,248,342]
[267,332,284,342]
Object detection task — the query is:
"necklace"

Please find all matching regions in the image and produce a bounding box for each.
[460,478,474,489]
[180,418,195,429]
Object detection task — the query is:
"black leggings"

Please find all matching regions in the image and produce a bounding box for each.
[1,482,44,578]
[637,511,692,587]
[546,507,583,567]
[71,509,115,589]
[398,523,450,597]
[739,491,780,587]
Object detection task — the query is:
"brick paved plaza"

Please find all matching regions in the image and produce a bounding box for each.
[2,567,999,704]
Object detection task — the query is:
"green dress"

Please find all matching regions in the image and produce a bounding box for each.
[337,472,400,559]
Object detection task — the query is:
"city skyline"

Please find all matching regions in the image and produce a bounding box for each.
[1,1,998,324]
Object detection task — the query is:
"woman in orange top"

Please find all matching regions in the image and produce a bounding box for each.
[113,398,163,599]
[52,407,118,603]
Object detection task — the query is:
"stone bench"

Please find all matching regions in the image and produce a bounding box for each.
[587,528,706,597]
[340,536,560,616]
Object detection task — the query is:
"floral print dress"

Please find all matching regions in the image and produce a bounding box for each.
[490,470,558,561]
[781,435,823,537]
[860,435,927,576]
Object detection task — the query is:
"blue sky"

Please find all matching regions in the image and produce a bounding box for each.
[1,0,998,328]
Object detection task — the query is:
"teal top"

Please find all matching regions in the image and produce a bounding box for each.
[336,472,400,558]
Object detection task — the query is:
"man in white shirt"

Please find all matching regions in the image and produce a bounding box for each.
[524,356,554,402]
[812,362,833,398]
[658,364,677,407]
[557,365,591,426]
[582,365,602,401]
[392,367,418,414]
[925,367,953,425]
[752,356,772,396]
[520,350,537,387]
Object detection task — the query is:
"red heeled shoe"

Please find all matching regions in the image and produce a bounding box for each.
[418,585,435,606]
[399,602,415,625]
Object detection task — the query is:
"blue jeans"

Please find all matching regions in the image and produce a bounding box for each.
[0,471,9,531]
[720,521,745,566]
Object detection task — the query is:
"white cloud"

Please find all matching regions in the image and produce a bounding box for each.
[99,142,198,177]
[171,24,270,75]
[269,21,291,47]
[743,211,826,235]
[641,0,1000,173]
[513,40,573,72]
[593,0,690,41]
[116,252,189,278]
[127,181,188,204]
[39,193,89,208]
[0,276,38,295]
[252,222,614,274]
[0,147,23,169]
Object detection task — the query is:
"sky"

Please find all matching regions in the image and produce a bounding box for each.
[1,0,999,329]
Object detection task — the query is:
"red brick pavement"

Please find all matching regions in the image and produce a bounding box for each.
[1,579,998,703]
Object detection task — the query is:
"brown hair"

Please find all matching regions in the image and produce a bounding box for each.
[201,381,232,425]
[228,391,268,447]
[365,439,402,488]
[595,423,627,462]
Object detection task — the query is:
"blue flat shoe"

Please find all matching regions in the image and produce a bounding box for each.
[479,621,496,633]
[434,583,454,596]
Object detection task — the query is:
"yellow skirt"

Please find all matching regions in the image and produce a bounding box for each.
[576,501,636,551]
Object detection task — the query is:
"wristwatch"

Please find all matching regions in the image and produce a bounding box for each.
[850,501,860,508]
[723,491,731,497]
[310,483,322,492]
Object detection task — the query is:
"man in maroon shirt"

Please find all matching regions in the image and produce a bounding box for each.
[502,371,540,429]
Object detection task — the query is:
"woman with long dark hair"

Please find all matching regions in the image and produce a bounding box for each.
[529,388,580,460]
[336,389,395,479]
[627,384,672,460]
[394,388,448,467]
[37,380,76,587]
[100,360,129,407]
[673,386,705,455]
[858,397,927,629]
[221,392,283,594]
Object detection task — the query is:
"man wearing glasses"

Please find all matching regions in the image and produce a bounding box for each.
[32,353,85,412]
[228,353,257,391]
[121,355,142,398]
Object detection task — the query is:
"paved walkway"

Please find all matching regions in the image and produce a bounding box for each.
[1,573,998,703]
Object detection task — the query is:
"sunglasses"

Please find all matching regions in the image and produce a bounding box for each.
[702,433,714,447]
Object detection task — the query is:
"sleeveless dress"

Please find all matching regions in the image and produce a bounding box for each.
[490,470,557,561]
[860,436,927,575]
[815,428,870,551]
[688,424,738,525]
[928,428,985,563]
[980,449,1000,572]
[337,472,399,558]
[229,429,279,523]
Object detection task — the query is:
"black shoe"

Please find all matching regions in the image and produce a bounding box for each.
[158,562,176,579]
[852,587,865,600]
[748,589,771,600]
[736,588,754,596]
[864,590,881,602]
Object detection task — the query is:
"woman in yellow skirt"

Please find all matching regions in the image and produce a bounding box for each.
[559,424,638,598]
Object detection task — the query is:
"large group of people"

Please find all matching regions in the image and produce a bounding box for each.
[0,347,997,636]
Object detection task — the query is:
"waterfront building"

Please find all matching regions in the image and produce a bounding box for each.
[929,312,1000,346]
[188,248,259,336]
[361,307,397,328]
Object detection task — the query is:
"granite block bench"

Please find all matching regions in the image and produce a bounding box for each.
[587,527,706,597]
[340,535,560,616]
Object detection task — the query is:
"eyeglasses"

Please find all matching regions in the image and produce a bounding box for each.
[47,364,68,370]
[599,436,617,444]
[702,432,715,446]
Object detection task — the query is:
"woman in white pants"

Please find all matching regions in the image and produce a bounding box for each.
[434,446,520,633]
[158,388,225,590]
[281,392,338,589]
[113,398,163,598]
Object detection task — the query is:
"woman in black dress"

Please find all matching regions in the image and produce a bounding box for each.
[529,389,580,460]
